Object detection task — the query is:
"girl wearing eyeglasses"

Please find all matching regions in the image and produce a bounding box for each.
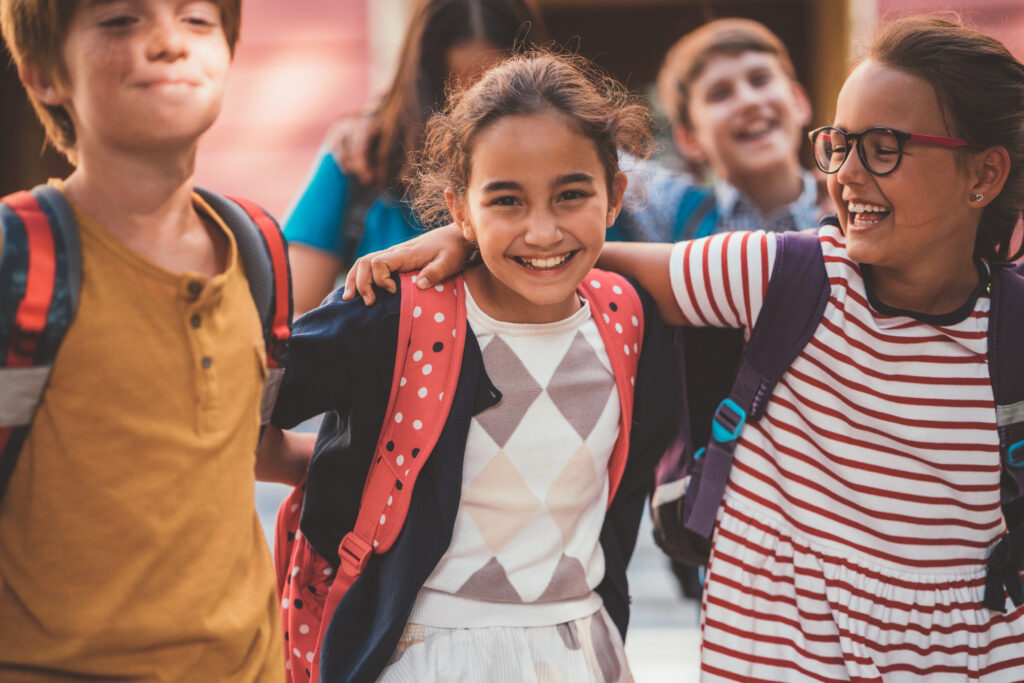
[341,15,1024,680]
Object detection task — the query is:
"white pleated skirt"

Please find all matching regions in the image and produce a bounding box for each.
[377,607,632,683]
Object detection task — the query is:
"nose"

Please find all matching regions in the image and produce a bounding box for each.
[734,80,764,108]
[523,207,562,247]
[835,138,868,186]
[145,15,188,61]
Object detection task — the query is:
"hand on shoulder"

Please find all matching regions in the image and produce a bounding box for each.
[325,110,376,186]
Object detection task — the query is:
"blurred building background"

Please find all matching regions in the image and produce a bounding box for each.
[3,0,1023,213]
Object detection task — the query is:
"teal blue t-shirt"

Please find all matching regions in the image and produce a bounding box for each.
[283,151,423,264]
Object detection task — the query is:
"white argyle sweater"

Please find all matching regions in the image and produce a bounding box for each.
[407,283,622,628]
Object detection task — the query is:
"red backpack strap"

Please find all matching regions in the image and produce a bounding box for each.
[577,269,644,505]
[307,271,466,683]
[193,188,292,423]
[0,186,79,497]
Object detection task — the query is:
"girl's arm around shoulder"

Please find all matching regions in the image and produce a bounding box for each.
[601,231,778,330]
[597,242,682,324]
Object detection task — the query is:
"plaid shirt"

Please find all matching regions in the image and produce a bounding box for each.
[614,157,827,243]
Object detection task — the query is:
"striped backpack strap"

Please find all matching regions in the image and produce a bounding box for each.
[673,186,718,242]
[194,188,292,423]
[307,271,466,683]
[577,269,643,505]
[682,228,830,538]
[0,185,80,498]
[983,260,1024,612]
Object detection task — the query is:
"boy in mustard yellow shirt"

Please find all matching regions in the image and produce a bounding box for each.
[0,1,306,679]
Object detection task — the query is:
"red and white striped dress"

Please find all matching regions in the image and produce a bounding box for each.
[668,225,1024,682]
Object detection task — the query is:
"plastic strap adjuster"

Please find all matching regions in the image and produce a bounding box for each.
[711,398,747,444]
[1009,441,1024,469]
[338,532,372,577]
[694,447,706,461]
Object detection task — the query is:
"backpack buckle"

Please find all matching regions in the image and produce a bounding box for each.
[711,398,747,443]
[338,532,373,577]
[9,327,42,358]
[1009,441,1024,469]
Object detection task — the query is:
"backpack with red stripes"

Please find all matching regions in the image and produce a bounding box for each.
[651,222,1024,613]
[273,268,645,683]
[0,184,292,496]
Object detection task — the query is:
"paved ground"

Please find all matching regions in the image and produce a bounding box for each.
[256,456,702,682]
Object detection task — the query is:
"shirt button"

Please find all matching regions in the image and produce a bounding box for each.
[187,280,202,298]
[201,356,212,370]
[190,314,202,329]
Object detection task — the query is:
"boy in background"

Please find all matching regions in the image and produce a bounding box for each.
[0,1,300,679]
[617,18,828,242]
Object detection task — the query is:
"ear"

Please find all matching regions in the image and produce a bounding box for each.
[788,80,813,130]
[672,122,708,165]
[19,59,67,106]
[967,146,1010,208]
[606,172,628,226]
[444,188,476,241]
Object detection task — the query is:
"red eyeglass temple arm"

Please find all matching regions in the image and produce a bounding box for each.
[908,133,968,148]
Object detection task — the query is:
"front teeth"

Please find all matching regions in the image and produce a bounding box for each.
[520,253,573,270]
[848,202,888,214]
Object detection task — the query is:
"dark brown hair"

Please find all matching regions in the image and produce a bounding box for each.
[869,16,1024,261]
[367,0,546,195]
[0,0,241,162]
[658,18,796,130]
[412,51,654,228]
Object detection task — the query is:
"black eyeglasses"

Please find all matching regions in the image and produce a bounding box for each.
[808,126,968,176]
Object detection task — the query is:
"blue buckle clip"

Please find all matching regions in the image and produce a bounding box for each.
[711,398,747,444]
[1009,440,1024,469]
[694,447,706,461]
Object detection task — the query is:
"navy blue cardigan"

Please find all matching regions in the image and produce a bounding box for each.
[272,276,679,683]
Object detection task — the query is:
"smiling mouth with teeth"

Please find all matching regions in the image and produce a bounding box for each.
[847,202,891,224]
[736,120,776,141]
[514,251,577,270]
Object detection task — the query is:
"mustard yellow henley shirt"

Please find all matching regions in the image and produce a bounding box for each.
[0,183,284,681]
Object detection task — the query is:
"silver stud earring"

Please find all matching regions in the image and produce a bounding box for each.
[970,193,984,202]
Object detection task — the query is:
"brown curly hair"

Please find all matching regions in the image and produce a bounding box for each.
[411,50,654,228]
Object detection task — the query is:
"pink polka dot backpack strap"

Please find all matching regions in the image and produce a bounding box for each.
[577,269,644,505]
[304,271,467,683]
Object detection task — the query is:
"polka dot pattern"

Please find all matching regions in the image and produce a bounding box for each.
[272,271,644,681]
[576,269,644,504]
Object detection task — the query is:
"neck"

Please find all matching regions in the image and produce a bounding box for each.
[869,253,980,317]
[63,142,199,239]
[464,266,581,325]
[726,160,805,216]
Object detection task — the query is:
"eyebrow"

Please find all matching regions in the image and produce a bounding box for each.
[480,173,595,193]
[481,180,522,193]
[555,173,596,186]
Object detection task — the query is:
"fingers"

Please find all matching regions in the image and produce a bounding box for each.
[327,115,374,185]
[417,248,468,289]
[341,251,398,305]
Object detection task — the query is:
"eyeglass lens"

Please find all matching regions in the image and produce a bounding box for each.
[813,128,902,175]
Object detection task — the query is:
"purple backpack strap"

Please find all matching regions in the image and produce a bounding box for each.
[983,260,1024,612]
[683,228,830,537]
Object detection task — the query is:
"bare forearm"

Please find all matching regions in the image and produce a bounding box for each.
[597,242,683,324]
[256,425,315,486]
